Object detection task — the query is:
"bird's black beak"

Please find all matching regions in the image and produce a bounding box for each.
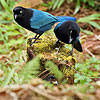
[13,6,23,19]
[13,9,17,19]
[14,14,17,19]
[73,39,83,52]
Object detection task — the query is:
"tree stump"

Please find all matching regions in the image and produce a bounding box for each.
[27,35,76,84]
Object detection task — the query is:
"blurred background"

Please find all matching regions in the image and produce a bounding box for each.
[0,0,100,86]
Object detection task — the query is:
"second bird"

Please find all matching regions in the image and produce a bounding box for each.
[54,21,83,55]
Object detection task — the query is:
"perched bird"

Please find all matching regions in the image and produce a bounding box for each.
[45,75,58,85]
[13,6,76,45]
[54,21,83,54]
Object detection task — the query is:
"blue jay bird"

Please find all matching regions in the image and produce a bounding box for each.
[13,6,76,45]
[54,21,83,55]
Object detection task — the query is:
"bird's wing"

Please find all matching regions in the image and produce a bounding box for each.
[56,16,76,22]
[30,9,58,29]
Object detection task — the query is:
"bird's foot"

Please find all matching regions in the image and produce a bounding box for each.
[28,37,42,41]
[28,37,42,46]
[54,40,62,48]
[30,41,35,46]
[30,34,42,46]
[30,41,41,46]
[27,38,33,45]
[54,40,65,48]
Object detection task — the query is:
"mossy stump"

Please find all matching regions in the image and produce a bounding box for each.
[27,35,76,84]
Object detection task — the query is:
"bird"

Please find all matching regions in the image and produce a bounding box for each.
[13,6,76,45]
[45,75,58,85]
[54,21,83,55]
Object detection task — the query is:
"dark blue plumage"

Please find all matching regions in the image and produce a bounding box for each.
[56,16,76,22]
[54,21,82,54]
[30,9,58,34]
[13,6,76,45]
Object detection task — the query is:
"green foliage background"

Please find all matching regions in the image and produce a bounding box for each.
[50,0,97,11]
[0,0,100,86]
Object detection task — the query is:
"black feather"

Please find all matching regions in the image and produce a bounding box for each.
[54,21,82,52]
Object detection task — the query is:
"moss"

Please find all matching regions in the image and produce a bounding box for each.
[27,35,76,84]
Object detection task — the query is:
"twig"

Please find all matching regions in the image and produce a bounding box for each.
[37,68,50,78]
[95,35,100,40]
[6,89,18,100]
[85,48,95,57]
[28,85,60,100]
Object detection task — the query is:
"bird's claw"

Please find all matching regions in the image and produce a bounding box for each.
[30,41,41,46]
[27,38,33,45]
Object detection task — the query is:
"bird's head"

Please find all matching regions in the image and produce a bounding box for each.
[13,6,33,29]
[67,21,82,52]
[67,21,80,44]
[54,21,82,52]
[54,21,80,44]
[13,6,26,20]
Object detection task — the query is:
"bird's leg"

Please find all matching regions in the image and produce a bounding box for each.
[30,34,38,40]
[32,34,42,40]
[33,34,38,39]
[70,45,73,55]
[28,34,38,46]
[30,34,41,46]
[28,34,38,42]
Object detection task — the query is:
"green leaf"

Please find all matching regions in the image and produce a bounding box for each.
[0,28,8,49]
[94,65,99,71]
[77,13,100,23]
[74,0,80,14]
[57,0,65,8]
[88,0,94,7]
[82,0,87,3]
[81,28,93,35]
[7,39,24,47]
[74,73,80,77]
[0,0,12,13]
[25,55,40,70]
[52,0,60,10]
[45,61,64,81]
[19,56,41,83]
[50,0,65,10]
[3,67,16,85]
[88,21,100,30]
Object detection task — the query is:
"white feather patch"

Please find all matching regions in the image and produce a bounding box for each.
[14,15,17,19]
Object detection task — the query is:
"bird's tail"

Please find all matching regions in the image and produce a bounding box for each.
[56,16,76,22]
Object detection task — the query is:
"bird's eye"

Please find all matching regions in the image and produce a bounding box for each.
[20,10,22,14]
[70,30,72,35]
